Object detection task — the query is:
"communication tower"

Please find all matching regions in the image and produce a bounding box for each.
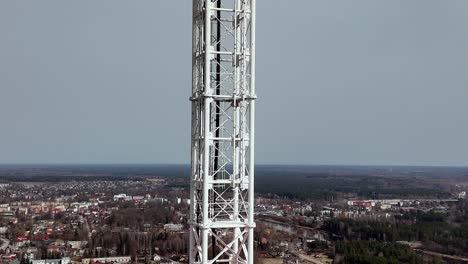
[189,0,256,263]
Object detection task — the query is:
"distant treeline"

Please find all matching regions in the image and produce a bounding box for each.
[255,173,450,200]
[0,165,461,199]
[0,175,148,182]
[0,164,191,182]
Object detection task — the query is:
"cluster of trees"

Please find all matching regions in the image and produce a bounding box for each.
[323,205,468,257]
[334,241,424,264]
[107,201,182,230]
[83,200,188,258]
[253,222,295,256]
[255,173,449,200]
[307,241,328,252]
[86,230,187,258]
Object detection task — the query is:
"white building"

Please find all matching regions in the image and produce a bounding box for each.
[31,257,70,264]
[113,194,132,201]
[81,256,131,264]
[459,191,466,199]
[164,223,183,232]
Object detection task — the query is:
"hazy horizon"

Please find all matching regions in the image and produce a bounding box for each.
[1,163,468,169]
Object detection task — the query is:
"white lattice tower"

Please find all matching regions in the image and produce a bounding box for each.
[189,0,256,263]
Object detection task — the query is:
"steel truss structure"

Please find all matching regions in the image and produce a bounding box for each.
[189,0,256,263]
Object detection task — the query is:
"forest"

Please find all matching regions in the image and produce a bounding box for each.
[334,241,424,264]
[323,201,468,257]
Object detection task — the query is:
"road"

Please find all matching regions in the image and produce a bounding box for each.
[413,249,468,263]
[257,216,320,232]
[291,251,331,264]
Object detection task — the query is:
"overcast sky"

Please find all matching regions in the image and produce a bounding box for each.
[0,1,467,166]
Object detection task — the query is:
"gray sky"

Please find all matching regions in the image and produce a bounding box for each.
[0,1,467,166]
